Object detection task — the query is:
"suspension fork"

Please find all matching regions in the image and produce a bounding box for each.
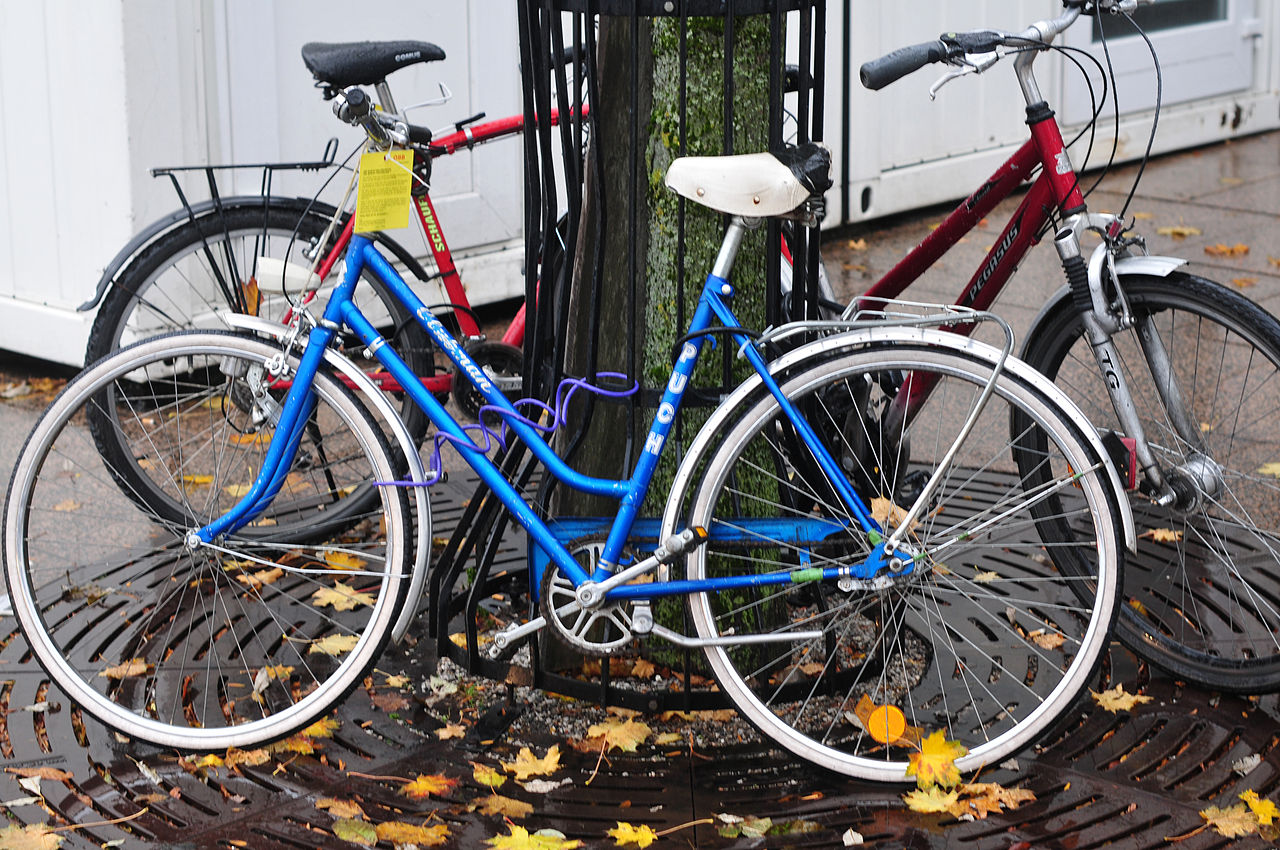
[1053,218,1193,505]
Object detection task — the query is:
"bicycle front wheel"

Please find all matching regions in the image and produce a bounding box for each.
[673,340,1122,782]
[4,332,412,749]
[1022,271,1280,691]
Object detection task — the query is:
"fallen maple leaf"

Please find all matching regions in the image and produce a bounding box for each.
[486,824,583,849]
[1091,684,1153,713]
[473,793,534,819]
[973,570,999,583]
[324,551,367,571]
[1200,803,1258,838]
[383,673,411,688]
[585,717,651,753]
[1258,462,1280,478]
[960,782,1036,809]
[5,767,73,782]
[473,762,507,790]
[903,786,959,813]
[302,715,340,739]
[502,744,562,780]
[224,747,271,768]
[235,567,284,591]
[1240,789,1279,825]
[316,797,365,819]
[376,821,450,846]
[607,821,660,848]
[630,658,656,678]
[332,817,377,846]
[1155,224,1202,239]
[52,499,80,512]
[402,773,460,799]
[308,633,360,656]
[1232,277,1259,288]
[435,722,466,740]
[871,496,917,532]
[906,730,967,789]
[1140,527,1184,543]
[1204,242,1250,257]
[0,824,63,850]
[312,581,375,611]
[1028,629,1066,651]
[182,473,215,487]
[98,658,152,679]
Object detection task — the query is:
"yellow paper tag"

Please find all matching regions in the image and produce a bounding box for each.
[354,149,413,232]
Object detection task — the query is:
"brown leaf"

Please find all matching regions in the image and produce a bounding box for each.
[630,658,656,678]
[236,567,283,590]
[315,797,366,819]
[435,722,466,740]
[5,767,73,782]
[473,793,534,819]
[1204,242,1250,257]
[1200,803,1259,838]
[98,658,152,679]
[0,824,64,850]
[1232,277,1259,289]
[369,690,410,712]
[1028,629,1066,651]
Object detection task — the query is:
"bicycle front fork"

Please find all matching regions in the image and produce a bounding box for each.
[1053,217,1211,509]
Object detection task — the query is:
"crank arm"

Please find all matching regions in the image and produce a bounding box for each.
[488,615,547,659]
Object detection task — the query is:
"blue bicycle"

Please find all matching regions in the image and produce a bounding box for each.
[4,89,1125,780]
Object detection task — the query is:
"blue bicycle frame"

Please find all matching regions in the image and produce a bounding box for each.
[195,225,911,601]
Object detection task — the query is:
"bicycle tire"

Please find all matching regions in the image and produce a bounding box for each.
[85,200,435,437]
[668,338,1122,781]
[4,331,413,750]
[1020,271,1280,691]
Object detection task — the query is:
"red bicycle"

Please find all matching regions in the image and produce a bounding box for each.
[857,0,1280,691]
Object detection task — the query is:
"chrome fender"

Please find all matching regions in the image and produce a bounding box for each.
[222,314,430,643]
[659,324,1136,552]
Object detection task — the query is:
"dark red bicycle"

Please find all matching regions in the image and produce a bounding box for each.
[857,0,1280,691]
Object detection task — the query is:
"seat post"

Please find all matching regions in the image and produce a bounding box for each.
[375,81,398,114]
[711,216,753,279]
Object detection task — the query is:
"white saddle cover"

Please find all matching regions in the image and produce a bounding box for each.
[665,152,809,217]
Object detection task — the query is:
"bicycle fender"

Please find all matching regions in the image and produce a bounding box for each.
[1023,254,1188,351]
[659,325,1136,552]
[221,313,431,643]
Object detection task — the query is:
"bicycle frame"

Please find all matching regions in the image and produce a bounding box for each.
[859,117,1081,425]
[195,226,902,603]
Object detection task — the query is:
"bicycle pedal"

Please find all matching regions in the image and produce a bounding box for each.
[1100,431,1138,491]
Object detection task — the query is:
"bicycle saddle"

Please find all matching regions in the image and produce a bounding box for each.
[665,142,830,218]
[301,40,446,88]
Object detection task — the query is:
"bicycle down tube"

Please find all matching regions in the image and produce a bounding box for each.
[194,227,894,600]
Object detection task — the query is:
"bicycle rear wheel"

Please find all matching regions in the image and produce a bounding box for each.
[1021,271,1280,690]
[670,338,1122,781]
[4,332,412,749]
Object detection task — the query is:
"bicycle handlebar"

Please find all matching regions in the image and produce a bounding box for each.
[859,41,950,91]
[333,86,433,148]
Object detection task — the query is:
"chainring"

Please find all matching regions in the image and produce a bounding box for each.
[539,537,636,656]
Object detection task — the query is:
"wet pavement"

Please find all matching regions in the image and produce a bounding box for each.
[1,130,1279,848]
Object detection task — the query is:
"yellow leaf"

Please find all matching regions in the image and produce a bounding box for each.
[1269,256,1280,268]
[52,499,80,512]
[223,483,252,498]
[1155,224,1201,239]
[906,730,967,789]
[0,824,64,850]
[376,822,450,846]
[585,717,651,753]
[302,715,340,739]
[1204,242,1250,257]
[188,754,224,770]
[474,794,534,819]
[1132,212,1154,220]
[268,734,316,755]
[607,821,660,848]
[1199,803,1259,838]
[1258,462,1280,478]
[473,762,507,789]
[1232,277,1259,289]
[403,773,460,799]
[383,673,410,688]
[1090,684,1154,713]
[846,238,868,251]
[973,570,999,583]
[436,722,466,740]
[311,581,376,611]
[655,732,684,746]
[99,658,152,679]
[502,744,562,780]
[332,817,377,846]
[486,824,583,849]
[1240,789,1279,825]
[308,633,360,656]
[630,658,656,678]
[242,278,262,317]
[903,786,959,813]
[182,474,214,487]
[228,431,269,446]
[324,551,367,571]
[1140,527,1183,543]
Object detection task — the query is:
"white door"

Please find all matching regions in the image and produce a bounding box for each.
[1062,0,1260,124]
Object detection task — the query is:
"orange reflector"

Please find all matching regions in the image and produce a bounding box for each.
[867,705,906,744]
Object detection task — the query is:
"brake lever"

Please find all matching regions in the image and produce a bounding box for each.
[927,51,999,100]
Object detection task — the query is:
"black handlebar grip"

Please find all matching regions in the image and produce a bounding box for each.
[406,123,433,146]
[344,87,372,120]
[859,40,949,90]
